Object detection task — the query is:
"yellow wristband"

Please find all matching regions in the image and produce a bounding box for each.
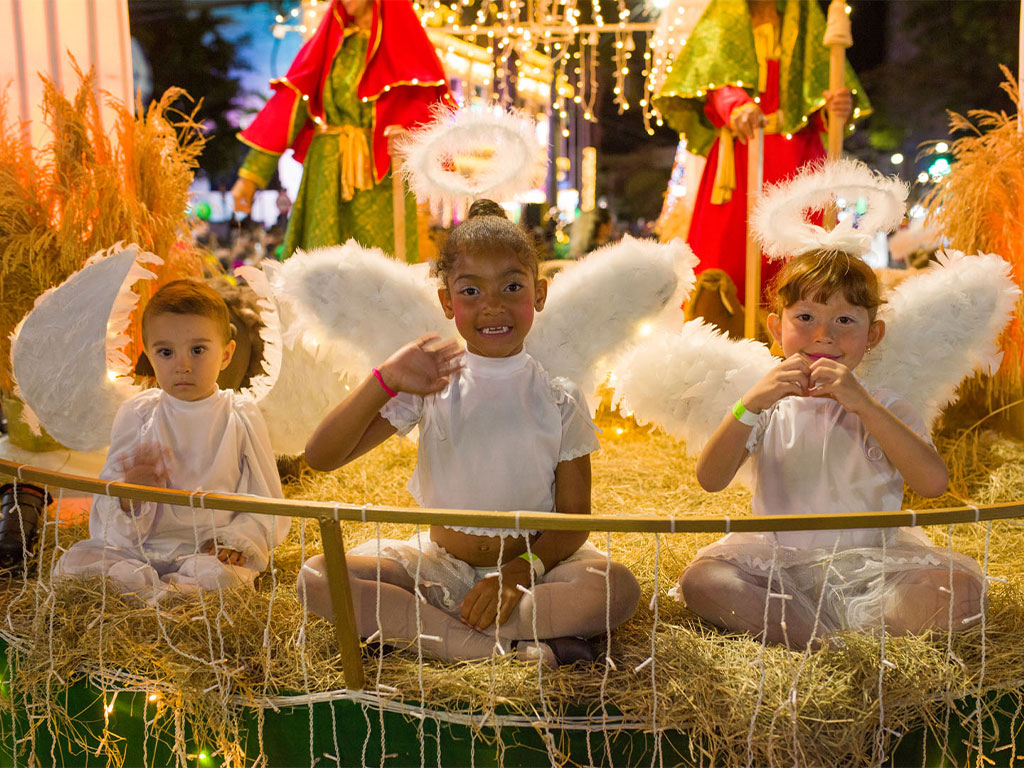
[517,551,545,580]
[732,399,760,427]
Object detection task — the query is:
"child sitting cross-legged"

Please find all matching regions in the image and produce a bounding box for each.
[679,252,983,647]
[298,200,642,666]
[55,280,290,602]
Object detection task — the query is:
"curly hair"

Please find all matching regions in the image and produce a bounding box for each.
[433,199,538,286]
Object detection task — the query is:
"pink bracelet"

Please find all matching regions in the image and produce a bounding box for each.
[372,367,398,398]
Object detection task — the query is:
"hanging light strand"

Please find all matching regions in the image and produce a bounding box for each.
[397,2,663,124]
[585,31,599,121]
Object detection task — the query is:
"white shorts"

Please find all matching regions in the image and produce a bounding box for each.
[682,527,983,632]
[348,530,603,615]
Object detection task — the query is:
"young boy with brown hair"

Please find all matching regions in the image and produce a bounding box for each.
[56,280,289,601]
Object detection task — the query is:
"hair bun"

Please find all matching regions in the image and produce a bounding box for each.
[467,199,507,219]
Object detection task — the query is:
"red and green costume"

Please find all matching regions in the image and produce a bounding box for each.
[238,0,453,260]
[653,0,870,304]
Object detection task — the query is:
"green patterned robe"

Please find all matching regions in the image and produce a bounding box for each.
[240,32,417,260]
[653,0,871,157]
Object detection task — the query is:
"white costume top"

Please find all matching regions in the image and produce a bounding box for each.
[381,350,599,534]
[89,388,290,571]
[747,387,928,549]
[685,386,982,632]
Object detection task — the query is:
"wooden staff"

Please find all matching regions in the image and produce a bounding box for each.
[744,126,764,339]
[385,125,408,263]
[823,0,853,159]
[823,0,852,229]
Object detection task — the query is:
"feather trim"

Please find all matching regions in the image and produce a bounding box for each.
[654,237,700,328]
[251,334,353,457]
[272,241,454,366]
[104,244,163,379]
[11,244,160,451]
[240,259,356,456]
[529,236,698,399]
[611,319,776,455]
[396,105,545,207]
[753,158,908,261]
[235,264,283,405]
[858,250,1021,426]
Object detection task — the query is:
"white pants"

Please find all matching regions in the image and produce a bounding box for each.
[347,531,602,615]
[55,539,257,603]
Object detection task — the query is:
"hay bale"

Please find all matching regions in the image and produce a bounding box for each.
[1,410,1023,766]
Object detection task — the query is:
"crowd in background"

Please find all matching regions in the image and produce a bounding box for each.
[190,185,654,273]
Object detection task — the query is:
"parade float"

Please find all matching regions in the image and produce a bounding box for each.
[0,1,1022,767]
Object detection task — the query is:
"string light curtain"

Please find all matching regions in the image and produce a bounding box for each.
[289,0,710,134]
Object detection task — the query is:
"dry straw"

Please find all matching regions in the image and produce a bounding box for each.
[923,67,1024,433]
[2,410,1023,767]
[0,62,206,395]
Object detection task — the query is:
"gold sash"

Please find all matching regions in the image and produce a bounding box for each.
[710,110,782,205]
[711,127,737,205]
[710,22,782,205]
[316,124,373,201]
[752,22,780,93]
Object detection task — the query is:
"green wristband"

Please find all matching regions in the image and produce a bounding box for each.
[517,551,545,580]
[732,399,760,427]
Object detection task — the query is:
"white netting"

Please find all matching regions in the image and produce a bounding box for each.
[0,460,1021,766]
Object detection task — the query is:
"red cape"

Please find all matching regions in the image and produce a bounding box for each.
[239,0,452,183]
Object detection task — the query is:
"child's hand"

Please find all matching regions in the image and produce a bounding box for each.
[119,443,171,514]
[122,443,171,487]
[808,357,873,413]
[742,353,811,413]
[201,540,248,567]
[460,559,532,632]
[377,333,464,396]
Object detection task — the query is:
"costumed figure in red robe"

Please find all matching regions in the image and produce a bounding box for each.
[653,0,869,312]
[231,0,453,261]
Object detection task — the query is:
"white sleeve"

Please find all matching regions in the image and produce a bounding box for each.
[744,406,773,456]
[380,391,424,436]
[213,397,290,572]
[878,391,933,445]
[552,378,601,462]
[89,397,158,543]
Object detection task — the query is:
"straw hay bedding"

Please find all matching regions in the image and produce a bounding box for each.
[2,410,1024,766]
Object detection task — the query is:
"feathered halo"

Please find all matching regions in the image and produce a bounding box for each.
[752,158,909,261]
[395,105,545,207]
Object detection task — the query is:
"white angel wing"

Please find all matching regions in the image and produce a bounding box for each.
[270,241,454,370]
[611,319,776,455]
[11,243,158,451]
[235,263,354,456]
[241,242,454,454]
[858,250,1021,426]
[528,236,698,397]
